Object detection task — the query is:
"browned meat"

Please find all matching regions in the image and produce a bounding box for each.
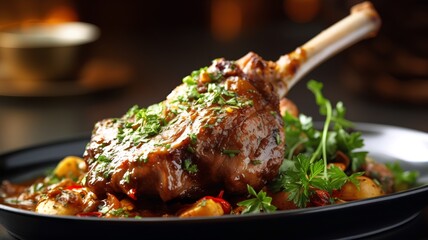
[83,53,285,202]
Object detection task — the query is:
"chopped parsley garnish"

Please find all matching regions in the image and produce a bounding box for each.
[222,149,240,157]
[122,171,131,184]
[117,103,167,144]
[99,207,129,217]
[89,62,254,181]
[275,132,281,145]
[174,65,253,115]
[251,160,262,165]
[115,63,253,151]
[182,67,205,85]
[97,155,111,163]
[109,208,128,217]
[137,155,148,163]
[183,159,198,173]
[92,154,115,179]
[189,133,197,144]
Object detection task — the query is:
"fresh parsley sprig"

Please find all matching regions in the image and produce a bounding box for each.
[386,162,419,191]
[237,185,277,214]
[271,80,366,208]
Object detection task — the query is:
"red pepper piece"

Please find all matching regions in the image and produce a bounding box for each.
[127,188,137,200]
[200,190,231,214]
[64,184,83,190]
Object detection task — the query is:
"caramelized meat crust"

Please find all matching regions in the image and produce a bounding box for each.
[83,53,285,202]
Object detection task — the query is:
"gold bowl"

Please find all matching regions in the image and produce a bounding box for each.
[0,22,100,84]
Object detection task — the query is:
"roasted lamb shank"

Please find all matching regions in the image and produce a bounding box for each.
[83,2,381,202]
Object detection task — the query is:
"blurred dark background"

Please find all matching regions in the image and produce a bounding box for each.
[0,0,427,154]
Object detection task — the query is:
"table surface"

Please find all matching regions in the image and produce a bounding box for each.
[1,20,427,239]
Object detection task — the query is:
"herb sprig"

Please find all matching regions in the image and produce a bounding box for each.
[270,80,366,208]
[237,185,277,214]
[386,162,419,191]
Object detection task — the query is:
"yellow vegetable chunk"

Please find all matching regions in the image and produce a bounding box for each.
[36,186,97,216]
[337,176,385,201]
[53,156,86,179]
[179,199,224,217]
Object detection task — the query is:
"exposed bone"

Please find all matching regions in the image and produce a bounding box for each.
[274,1,381,98]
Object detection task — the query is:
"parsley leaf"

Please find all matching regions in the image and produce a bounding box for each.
[272,80,369,208]
[183,159,198,173]
[237,185,277,214]
[222,149,240,157]
[273,154,326,208]
[386,162,419,191]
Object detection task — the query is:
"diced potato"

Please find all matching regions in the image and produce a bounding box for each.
[53,156,86,179]
[337,176,384,201]
[36,186,97,215]
[36,189,81,215]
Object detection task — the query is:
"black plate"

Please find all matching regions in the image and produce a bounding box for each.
[1,123,428,240]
